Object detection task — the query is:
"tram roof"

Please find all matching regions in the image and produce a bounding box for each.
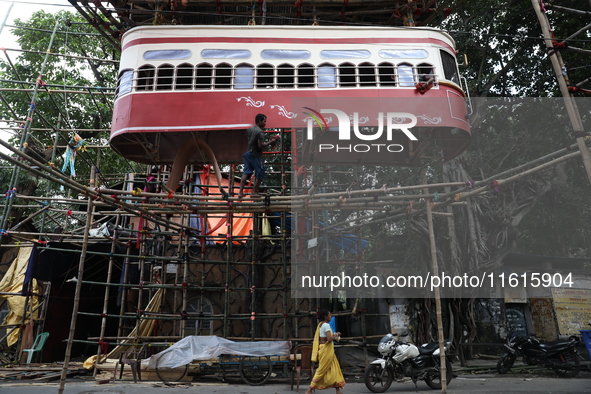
[121,25,456,49]
[69,0,466,52]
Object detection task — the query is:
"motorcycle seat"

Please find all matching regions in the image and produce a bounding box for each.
[538,341,573,351]
[418,342,439,355]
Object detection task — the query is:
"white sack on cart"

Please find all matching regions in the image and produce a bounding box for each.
[145,335,292,369]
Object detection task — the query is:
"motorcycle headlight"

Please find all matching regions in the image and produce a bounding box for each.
[378,340,394,353]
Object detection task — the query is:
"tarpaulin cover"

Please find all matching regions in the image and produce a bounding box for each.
[0,246,42,346]
[197,170,252,242]
[83,288,164,369]
[145,336,291,369]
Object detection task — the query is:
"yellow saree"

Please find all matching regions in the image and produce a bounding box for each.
[310,323,346,390]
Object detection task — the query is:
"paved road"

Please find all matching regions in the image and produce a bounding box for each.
[1,372,590,394]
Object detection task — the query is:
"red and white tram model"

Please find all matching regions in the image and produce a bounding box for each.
[111,25,470,168]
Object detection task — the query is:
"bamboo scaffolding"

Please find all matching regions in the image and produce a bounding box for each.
[3,39,588,389]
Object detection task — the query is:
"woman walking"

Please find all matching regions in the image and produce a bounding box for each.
[306,310,345,394]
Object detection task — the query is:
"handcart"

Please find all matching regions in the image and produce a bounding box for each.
[147,336,291,385]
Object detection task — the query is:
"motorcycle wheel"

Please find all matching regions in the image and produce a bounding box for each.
[496,354,516,374]
[424,359,453,390]
[364,363,394,393]
[554,350,580,378]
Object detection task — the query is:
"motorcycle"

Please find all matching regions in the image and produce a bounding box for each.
[497,332,581,377]
[364,332,453,393]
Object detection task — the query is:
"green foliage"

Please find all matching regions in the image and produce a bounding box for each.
[0,10,135,191]
[442,0,591,97]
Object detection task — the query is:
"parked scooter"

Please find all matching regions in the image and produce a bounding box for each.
[364,332,453,392]
[497,332,581,377]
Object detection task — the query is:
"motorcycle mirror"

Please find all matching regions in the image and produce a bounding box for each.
[529,332,536,337]
[399,331,409,337]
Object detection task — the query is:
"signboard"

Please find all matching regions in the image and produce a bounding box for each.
[551,288,591,336]
[529,298,558,340]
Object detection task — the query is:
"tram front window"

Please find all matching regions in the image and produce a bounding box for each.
[116,69,133,98]
[440,50,460,84]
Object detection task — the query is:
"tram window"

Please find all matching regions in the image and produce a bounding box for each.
[144,49,191,60]
[262,49,310,59]
[256,64,274,88]
[176,63,194,90]
[297,63,314,88]
[277,64,295,88]
[318,64,336,88]
[136,65,155,91]
[440,50,459,84]
[417,63,435,84]
[321,50,370,59]
[214,63,232,89]
[379,49,428,59]
[339,62,356,87]
[235,64,254,89]
[359,62,376,87]
[378,62,396,86]
[116,69,133,98]
[201,49,251,59]
[195,63,213,89]
[397,63,415,87]
[156,64,174,90]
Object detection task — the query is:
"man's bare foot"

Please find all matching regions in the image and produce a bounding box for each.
[250,193,262,198]
[237,193,245,199]
[305,389,313,394]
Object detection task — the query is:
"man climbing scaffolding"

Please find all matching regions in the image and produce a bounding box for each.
[238,113,279,198]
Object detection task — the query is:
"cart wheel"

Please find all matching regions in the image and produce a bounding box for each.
[239,355,272,385]
[155,359,189,383]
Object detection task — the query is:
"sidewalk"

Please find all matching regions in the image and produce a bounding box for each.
[1,372,590,394]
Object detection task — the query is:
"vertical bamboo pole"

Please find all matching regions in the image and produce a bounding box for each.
[531,0,591,185]
[422,170,447,392]
[180,217,190,337]
[173,226,182,335]
[94,215,120,375]
[249,212,256,339]
[135,222,147,342]
[117,239,132,339]
[0,2,14,36]
[281,211,288,339]
[0,19,60,238]
[15,250,33,363]
[58,167,96,394]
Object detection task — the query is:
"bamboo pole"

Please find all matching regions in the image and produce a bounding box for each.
[58,167,96,394]
[0,3,13,36]
[0,19,60,243]
[531,0,591,185]
[94,214,121,375]
[422,170,447,393]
